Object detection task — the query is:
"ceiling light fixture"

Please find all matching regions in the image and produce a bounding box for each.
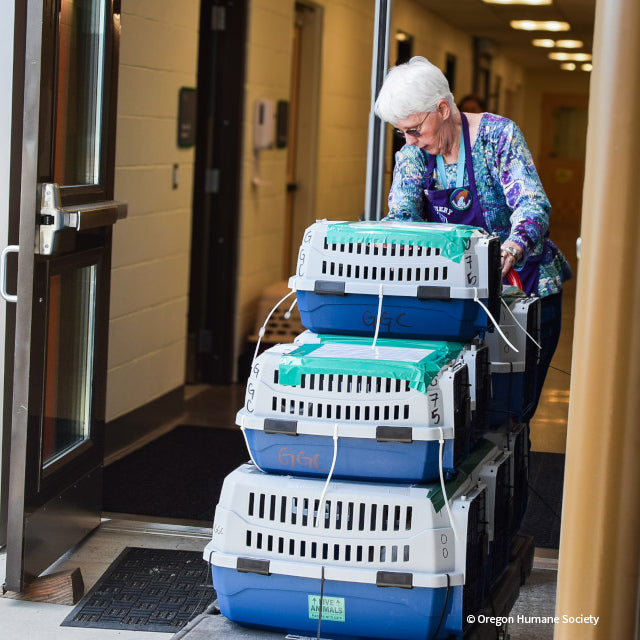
[532,39,556,48]
[483,0,552,5]
[511,20,570,31]
[549,51,592,62]
[560,63,577,71]
[554,39,584,48]
[581,63,593,72]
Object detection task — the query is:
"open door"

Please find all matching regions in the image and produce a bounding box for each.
[2,0,123,591]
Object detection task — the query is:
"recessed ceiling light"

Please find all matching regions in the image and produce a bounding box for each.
[555,39,584,48]
[581,63,593,72]
[511,20,571,31]
[560,63,577,71]
[549,52,592,62]
[532,39,556,48]
[484,0,552,4]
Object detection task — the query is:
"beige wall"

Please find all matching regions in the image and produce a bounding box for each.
[235,0,375,378]
[522,68,591,161]
[235,0,293,378]
[106,1,199,421]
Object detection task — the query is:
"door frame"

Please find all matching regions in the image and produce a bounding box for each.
[0,0,18,550]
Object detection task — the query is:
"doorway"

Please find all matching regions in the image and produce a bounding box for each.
[283,2,323,278]
[530,93,588,454]
[187,0,249,385]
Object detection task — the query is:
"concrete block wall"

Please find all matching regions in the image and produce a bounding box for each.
[235,0,375,370]
[236,0,294,369]
[107,1,199,421]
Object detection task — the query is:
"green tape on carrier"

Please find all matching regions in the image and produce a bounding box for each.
[278,340,464,395]
[325,221,482,263]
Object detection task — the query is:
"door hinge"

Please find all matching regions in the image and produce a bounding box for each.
[205,168,220,194]
[211,6,226,31]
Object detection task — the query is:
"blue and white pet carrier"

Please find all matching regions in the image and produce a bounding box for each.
[204,464,488,640]
[238,337,471,483]
[466,441,513,586]
[289,220,502,341]
[484,422,529,536]
[485,291,541,425]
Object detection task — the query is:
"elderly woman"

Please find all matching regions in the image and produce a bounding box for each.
[374,56,572,420]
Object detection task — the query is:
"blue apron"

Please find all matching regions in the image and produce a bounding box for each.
[424,113,541,295]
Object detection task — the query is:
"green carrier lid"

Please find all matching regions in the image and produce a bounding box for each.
[325,221,484,263]
[278,338,465,395]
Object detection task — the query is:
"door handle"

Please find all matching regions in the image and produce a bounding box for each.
[38,183,127,255]
[0,245,19,303]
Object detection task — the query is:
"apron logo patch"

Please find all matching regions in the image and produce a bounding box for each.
[450,188,472,211]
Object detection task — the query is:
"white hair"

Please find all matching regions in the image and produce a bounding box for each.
[374,56,457,124]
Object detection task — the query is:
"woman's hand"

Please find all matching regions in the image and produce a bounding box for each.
[501,241,522,277]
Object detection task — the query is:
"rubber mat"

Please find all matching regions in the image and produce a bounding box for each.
[102,425,248,521]
[61,547,215,632]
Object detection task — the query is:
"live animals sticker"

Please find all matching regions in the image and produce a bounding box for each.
[308,594,346,622]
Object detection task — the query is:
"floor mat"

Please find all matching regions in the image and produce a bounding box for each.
[61,547,215,633]
[520,451,565,548]
[102,425,249,521]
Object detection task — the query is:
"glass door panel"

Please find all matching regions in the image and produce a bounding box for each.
[55,0,107,186]
[42,263,96,468]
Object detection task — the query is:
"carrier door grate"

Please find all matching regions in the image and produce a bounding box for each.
[463,491,487,621]
[453,367,470,466]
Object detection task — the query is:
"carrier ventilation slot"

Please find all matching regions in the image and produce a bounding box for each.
[244,529,412,565]
[320,259,447,283]
[273,372,411,395]
[323,237,442,259]
[269,394,410,422]
[246,493,413,533]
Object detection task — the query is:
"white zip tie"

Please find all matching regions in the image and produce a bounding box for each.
[251,289,297,370]
[474,288,518,353]
[371,284,384,348]
[500,297,542,350]
[315,423,339,528]
[284,297,298,320]
[239,414,266,473]
[438,426,459,542]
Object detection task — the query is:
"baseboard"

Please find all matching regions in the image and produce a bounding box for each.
[104,387,184,465]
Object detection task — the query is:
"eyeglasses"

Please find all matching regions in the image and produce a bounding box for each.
[394,112,431,139]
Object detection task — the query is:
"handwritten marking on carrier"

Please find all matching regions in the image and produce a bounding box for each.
[279,448,324,470]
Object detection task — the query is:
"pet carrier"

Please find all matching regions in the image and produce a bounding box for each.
[484,292,540,425]
[204,463,488,640]
[289,220,502,341]
[466,441,512,585]
[293,331,490,415]
[238,338,471,482]
[484,422,529,536]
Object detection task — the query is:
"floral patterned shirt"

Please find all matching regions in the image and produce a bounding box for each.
[384,113,572,297]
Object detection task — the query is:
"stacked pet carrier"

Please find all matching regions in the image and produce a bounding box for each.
[204,220,539,639]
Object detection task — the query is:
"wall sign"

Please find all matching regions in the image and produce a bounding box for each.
[178,87,197,148]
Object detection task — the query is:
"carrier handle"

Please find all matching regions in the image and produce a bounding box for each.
[505,270,523,290]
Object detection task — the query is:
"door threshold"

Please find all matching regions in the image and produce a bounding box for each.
[100,513,212,538]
